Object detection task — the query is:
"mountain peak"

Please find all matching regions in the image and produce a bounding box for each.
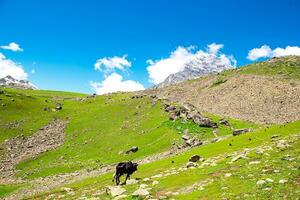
[0,75,37,90]
[157,54,235,88]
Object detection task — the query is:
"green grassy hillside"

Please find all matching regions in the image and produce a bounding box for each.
[26,121,300,200]
[0,87,259,199]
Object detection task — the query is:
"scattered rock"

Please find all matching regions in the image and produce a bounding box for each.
[189,155,201,162]
[181,135,190,141]
[276,140,289,150]
[107,186,126,197]
[192,114,217,128]
[266,178,274,183]
[125,146,138,154]
[126,179,138,185]
[219,119,230,126]
[249,160,260,165]
[55,103,62,110]
[152,180,159,185]
[231,154,245,162]
[186,162,197,168]
[132,188,150,197]
[113,194,128,200]
[224,173,232,177]
[185,137,203,147]
[279,179,288,184]
[151,174,163,179]
[256,180,266,186]
[233,128,252,136]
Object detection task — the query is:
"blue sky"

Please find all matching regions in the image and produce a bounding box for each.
[0,0,299,94]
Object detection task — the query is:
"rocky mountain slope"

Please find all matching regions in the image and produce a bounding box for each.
[0,75,37,90]
[157,54,234,88]
[146,56,300,124]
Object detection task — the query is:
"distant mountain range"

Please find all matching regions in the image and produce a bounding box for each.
[0,75,37,90]
[157,54,235,88]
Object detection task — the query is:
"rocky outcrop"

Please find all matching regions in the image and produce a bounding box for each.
[163,103,217,128]
[233,128,252,136]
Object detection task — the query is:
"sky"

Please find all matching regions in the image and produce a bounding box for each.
[0,0,299,94]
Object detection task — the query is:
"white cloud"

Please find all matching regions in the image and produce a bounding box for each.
[90,72,145,95]
[247,45,273,61]
[94,55,131,74]
[247,45,300,61]
[273,46,300,57]
[208,43,224,54]
[147,46,193,84]
[0,42,23,52]
[0,52,28,80]
[31,69,35,74]
[146,43,236,84]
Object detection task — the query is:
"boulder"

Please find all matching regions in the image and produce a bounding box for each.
[132,188,150,197]
[256,180,266,186]
[192,114,217,128]
[185,138,196,146]
[276,140,289,150]
[233,128,252,136]
[55,103,62,110]
[168,112,178,121]
[106,186,126,197]
[186,162,197,168]
[279,179,288,184]
[183,103,196,111]
[189,155,201,162]
[125,146,138,154]
[219,119,230,126]
[43,107,49,111]
[181,135,190,141]
[185,137,202,147]
[164,104,176,112]
[126,179,138,185]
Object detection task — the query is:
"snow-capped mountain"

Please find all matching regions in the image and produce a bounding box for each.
[0,75,37,90]
[157,54,235,88]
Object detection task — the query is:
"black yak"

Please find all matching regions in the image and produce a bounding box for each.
[113,161,138,185]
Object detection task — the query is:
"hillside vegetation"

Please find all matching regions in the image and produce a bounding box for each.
[0,56,300,200]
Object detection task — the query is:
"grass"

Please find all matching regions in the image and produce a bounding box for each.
[0,88,261,198]
[0,184,24,198]
[28,120,300,200]
[0,88,258,180]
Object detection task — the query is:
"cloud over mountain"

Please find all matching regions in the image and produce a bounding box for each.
[0,52,27,80]
[146,43,236,84]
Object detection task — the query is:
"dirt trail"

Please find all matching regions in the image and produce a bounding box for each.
[0,120,67,184]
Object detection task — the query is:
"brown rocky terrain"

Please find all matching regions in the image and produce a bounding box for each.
[144,59,300,124]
